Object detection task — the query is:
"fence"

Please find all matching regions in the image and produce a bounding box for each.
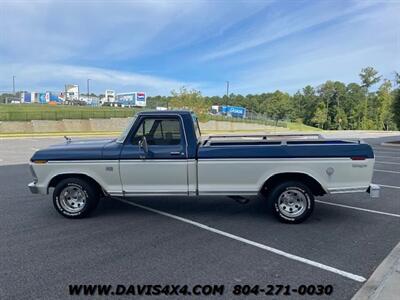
[0,109,138,122]
[202,113,288,128]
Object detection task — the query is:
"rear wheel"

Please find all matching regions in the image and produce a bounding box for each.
[53,178,99,218]
[268,181,314,223]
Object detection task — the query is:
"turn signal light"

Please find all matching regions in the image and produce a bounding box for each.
[33,160,48,164]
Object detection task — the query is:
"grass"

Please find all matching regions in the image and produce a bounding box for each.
[0,104,321,133]
[287,122,323,131]
[0,104,139,121]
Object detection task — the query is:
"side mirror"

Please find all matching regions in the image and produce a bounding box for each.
[138,136,148,154]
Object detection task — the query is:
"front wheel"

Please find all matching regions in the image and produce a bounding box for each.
[53,178,99,218]
[268,181,314,224]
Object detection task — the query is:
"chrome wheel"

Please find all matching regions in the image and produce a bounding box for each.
[59,186,87,213]
[277,188,307,218]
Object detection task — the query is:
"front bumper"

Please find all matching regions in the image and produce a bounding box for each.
[28,182,47,195]
[28,182,39,194]
[367,184,380,198]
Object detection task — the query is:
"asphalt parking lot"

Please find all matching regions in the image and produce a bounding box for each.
[0,136,399,299]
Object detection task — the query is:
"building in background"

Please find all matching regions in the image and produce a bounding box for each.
[20,92,31,103]
[210,105,247,118]
[45,91,62,103]
[102,90,116,104]
[64,84,79,101]
[115,92,146,107]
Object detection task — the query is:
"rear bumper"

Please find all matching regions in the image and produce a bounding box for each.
[328,184,380,198]
[367,184,380,198]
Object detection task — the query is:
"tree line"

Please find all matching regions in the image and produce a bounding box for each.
[148,67,400,130]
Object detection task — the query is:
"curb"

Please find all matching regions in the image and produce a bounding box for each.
[352,241,400,300]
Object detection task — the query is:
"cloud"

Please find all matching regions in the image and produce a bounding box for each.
[0,0,398,96]
[0,63,196,95]
[200,0,379,61]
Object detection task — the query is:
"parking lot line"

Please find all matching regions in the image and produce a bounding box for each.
[375,155,400,159]
[373,150,400,155]
[375,184,400,190]
[315,200,400,218]
[375,161,400,165]
[374,169,400,174]
[115,198,366,283]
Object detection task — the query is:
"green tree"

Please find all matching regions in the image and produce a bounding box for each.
[393,89,400,130]
[359,67,381,89]
[265,91,291,126]
[376,80,394,130]
[359,67,381,129]
[170,87,208,114]
[311,102,327,129]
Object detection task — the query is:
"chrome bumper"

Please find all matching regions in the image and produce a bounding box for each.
[368,184,380,198]
[28,182,40,194]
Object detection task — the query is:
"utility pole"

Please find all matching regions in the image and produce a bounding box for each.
[226,81,230,105]
[87,79,91,104]
[12,75,15,94]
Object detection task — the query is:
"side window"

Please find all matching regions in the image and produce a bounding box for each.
[132,118,182,146]
[132,118,155,145]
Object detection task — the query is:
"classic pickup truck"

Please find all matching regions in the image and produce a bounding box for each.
[29,110,379,223]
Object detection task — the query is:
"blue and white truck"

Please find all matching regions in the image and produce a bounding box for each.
[29,111,379,223]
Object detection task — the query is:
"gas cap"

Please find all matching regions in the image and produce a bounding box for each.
[326,167,335,176]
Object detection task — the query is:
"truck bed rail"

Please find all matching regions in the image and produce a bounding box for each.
[201,133,362,147]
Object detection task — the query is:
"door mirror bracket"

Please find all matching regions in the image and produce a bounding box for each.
[138,136,149,154]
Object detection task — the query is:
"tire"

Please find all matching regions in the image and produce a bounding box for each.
[53,178,100,218]
[268,181,314,224]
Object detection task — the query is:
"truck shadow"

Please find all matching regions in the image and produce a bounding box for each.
[96,195,271,219]
[95,195,338,224]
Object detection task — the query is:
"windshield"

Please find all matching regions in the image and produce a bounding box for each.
[192,113,201,142]
[116,116,137,143]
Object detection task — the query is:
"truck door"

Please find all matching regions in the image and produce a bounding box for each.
[119,115,188,195]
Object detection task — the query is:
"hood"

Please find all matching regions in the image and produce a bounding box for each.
[31,138,116,161]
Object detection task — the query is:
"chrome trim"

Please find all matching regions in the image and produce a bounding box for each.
[28,182,39,194]
[328,186,369,194]
[199,191,257,196]
[368,184,380,198]
[122,191,188,196]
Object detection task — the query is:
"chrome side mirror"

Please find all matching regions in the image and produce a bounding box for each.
[138,136,148,154]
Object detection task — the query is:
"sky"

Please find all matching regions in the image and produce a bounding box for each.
[0,0,399,96]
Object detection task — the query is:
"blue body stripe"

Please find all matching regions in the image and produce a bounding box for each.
[198,143,374,159]
[30,111,374,161]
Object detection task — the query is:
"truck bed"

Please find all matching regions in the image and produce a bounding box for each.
[198,134,374,159]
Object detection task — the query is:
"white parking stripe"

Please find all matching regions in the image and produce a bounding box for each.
[374,169,400,174]
[375,161,400,165]
[316,200,400,218]
[375,155,400,159]
[376,184,400,190]
[373,150,400,155]
[115,198,366,283]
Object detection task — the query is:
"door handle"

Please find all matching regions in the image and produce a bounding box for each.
[170,151,183,156]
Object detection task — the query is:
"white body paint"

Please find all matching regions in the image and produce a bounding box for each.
[29,157,375,197]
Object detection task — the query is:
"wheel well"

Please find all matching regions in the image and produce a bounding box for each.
[260,173,326,196]
[48,174,105,195]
